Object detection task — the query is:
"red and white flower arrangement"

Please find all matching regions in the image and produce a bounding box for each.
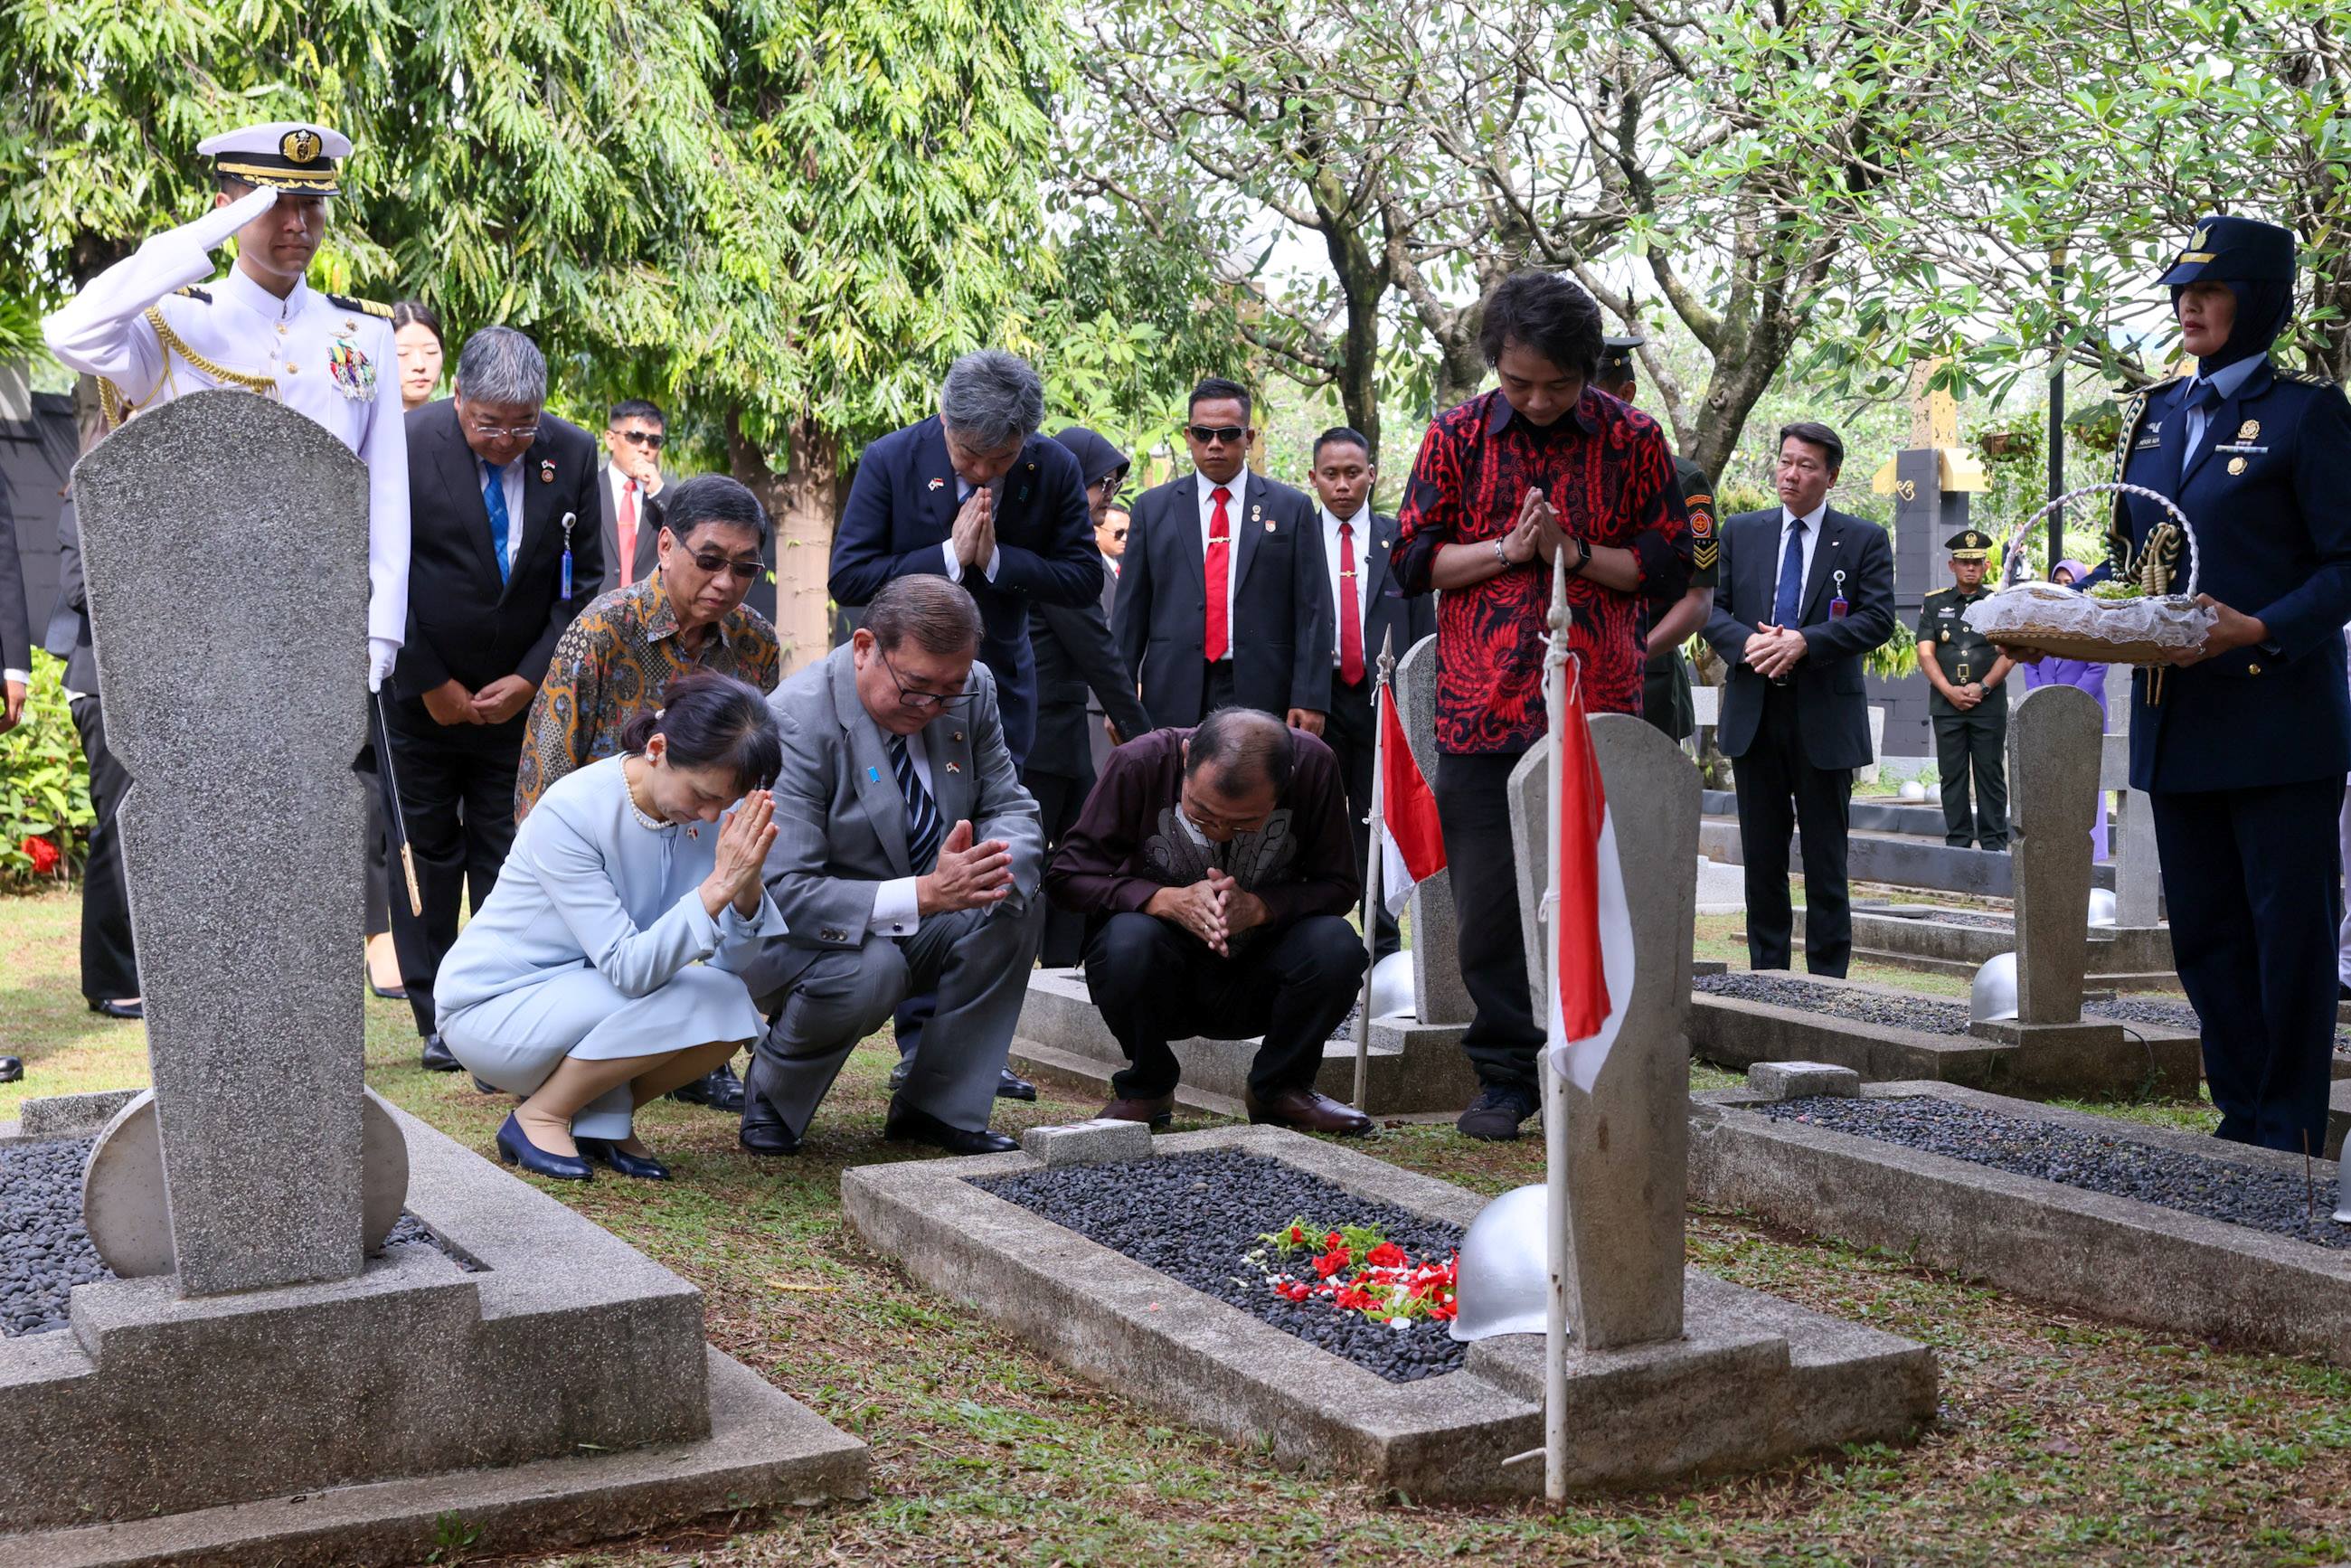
[1246,1216,1457,1328]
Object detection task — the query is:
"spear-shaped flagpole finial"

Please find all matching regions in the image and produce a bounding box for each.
[1375,623,1397,689]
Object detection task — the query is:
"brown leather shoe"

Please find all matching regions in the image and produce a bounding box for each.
[1099,1092,1176,1129]
[1244,1087,1374,1137]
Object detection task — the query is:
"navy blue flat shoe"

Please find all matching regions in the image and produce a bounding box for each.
[496,1112,593,1181]
[577,1137,671,1181]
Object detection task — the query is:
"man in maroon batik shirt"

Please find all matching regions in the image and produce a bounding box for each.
[1390,269,1692,1141]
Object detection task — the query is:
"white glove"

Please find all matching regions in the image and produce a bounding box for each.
[368,637,399,693]
[189,184,280,253]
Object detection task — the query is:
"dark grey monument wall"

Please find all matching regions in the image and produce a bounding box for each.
[1,393,77,649]
[1869,447,1969,761]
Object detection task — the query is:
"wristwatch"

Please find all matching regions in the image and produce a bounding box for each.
[1565,536,1592,575]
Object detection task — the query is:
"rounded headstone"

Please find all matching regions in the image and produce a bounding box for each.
[82,1089,410,1279]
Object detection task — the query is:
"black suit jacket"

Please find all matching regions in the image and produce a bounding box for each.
[393,401,603,708]
[1701,505,1895,771]
[828,416,1100,764]
[1026,591,1153,780]
[594,462,664,597]
[42,496,96,694]
[1115,470,1331,727]
[0,487,29,677]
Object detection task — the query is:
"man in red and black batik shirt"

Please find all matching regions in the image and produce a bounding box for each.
[1391,269,1691,1141]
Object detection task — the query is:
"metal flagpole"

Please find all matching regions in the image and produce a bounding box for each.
[1353,627,1397,1110]
[1541,553,1572,1502]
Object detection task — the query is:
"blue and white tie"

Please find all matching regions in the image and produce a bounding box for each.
[483,463,512,584]
[890,733,944,873]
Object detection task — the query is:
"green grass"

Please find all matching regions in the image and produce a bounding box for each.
[7,887,2345,1567]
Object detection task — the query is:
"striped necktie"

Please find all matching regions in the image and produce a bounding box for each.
[889,732,944,873]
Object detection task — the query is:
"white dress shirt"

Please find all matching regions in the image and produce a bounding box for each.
[1196,469,1250,661]
[1773,501,1828,618]
[41,200,410,651]
[480,457,527,568]
[1319,502,1374,668]
[940,474,1005,585]
[869,727,936,937]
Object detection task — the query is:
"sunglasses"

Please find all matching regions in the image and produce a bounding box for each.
[684,551,764,582]
[611,429,666,449]
[1186,424,1248,446]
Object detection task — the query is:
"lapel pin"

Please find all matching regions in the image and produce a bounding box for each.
[538,458,554,484]
[952,732,965,743]
[928,477,946,491]
[946,760,961,774]
[2239,419,2261,441]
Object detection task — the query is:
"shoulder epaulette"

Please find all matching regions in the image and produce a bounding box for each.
[1922,585,1950,600]
[172,285,212,304]
[2276,366,2337,387]
[326,293,394,319]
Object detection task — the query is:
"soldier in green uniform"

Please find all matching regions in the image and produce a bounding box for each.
[1593,335,1717,739]
[1917,528,2015,848]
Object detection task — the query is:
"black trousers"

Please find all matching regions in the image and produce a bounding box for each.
[1931,695,2008,849]
[1733,685,1854,975]
[382,705,524,1039]
[69,698,139,1003]
[1203,658,1236,715]
[1083,911,1364,1100]
[1323,673,1401,960]
[2150,777,2343,1152]
[1024,764,1095,969]
[364,789,392,939]
[1434,749,1542,1096]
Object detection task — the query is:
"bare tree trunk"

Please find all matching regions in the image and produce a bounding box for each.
[727,409,838,678]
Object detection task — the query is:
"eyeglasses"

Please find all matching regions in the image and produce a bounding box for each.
[1187,425,1247,447]
[684,551,765,582]
[879,647,972,712]
[612,429,666,450]
[467,420,542,441]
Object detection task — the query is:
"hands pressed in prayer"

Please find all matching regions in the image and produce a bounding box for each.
[1147,878,1230,954]
[951,487,996,571]
[703,789,777,918]
[918,818,1014,915]
[1206,869,1267,946]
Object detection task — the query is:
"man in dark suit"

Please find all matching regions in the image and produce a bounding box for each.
[1027,426,1153,968]
[389,326,601,1068]
[1307,426,1432,960]
[595,398,666,596]
[1701,421,1895,976]
[829,349,1100,770]
[2093,215,2351,1152]
[0,480,29,736]
[1116,377,1330,732]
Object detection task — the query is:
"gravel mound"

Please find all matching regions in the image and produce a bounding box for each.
[3,1137,478,1337]
[1695,971,1975,1036]
[1757,1096,2350,1251]
[2087,995,2351,1051]
[1895,909,2011,930]
[974,1149,1468,1382]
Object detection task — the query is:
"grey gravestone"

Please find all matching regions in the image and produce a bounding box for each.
[72,391,375,1296]
[1554,715,1700,1349]
[2104,661,2164,926]
[2006,684,2102,1024]
[1506,749,1547,1017]
[1395,635,1470,1025]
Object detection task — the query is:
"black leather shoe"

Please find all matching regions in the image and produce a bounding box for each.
[89,998,143,1021]
[366,968,408,1002]
[420,1034,461,1072]
[1457,1084,1537,1141]
[888,1057,912,1091]
[496,1112,593,1181]
[577,1137,671,1180]
[0,1056,21,1084]
[737,1063,803,1156]
[883,1097,1018,1155]
[996,1067,1037,1102]
[670,1060,745,1110]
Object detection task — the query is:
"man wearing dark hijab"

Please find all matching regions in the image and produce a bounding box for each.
[1027,427,1153,967]
[2082,214,2351,1154]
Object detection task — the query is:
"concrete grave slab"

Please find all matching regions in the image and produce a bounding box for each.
[844,1124,1934,1499]
[1689,970,2199,1098]
[1395,634,1470,1026]
[1690,1082,2351,1366]
[1792,906,2176,989]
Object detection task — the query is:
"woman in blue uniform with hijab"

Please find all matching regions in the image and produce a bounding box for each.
[2101,214,2351,1153]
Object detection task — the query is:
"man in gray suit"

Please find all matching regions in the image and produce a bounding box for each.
[739,575,1044,1156]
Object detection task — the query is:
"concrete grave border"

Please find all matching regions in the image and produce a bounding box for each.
[1793,906,2177,990]
[1689,1082,2351,1366]
[843,1123,1936,1500]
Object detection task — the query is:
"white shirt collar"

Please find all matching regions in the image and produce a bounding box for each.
[1197,468,1248,504]
[1780,500,1828,532]
[217,264,309,324]
[1320,500,1369,534]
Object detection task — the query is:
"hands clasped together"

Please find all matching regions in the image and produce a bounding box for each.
[1147,869,1268,959]
[1742,624,1809,679]
[951,486,996,573]
[423,675,537,727]
[919,819,1015,916]
[699,790,778,919]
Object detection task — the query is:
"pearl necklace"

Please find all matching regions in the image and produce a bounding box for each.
[622,764,673,833]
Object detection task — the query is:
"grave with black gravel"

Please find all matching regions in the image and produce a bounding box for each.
[974,1148,1466,1383]
[1696,970,1976,1035]
[1756,1095,2349,1250]
[1,1136,477,1337]
[2088,995,2351,1052]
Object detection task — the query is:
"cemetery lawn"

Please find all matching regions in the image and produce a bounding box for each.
[5,887,2339,1566]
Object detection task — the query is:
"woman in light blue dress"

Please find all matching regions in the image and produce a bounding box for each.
[437,671,784,1181]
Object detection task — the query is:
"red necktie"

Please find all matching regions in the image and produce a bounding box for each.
[1337,519,1364,685]
[617,478,639,587]
[1204,485,1232,662]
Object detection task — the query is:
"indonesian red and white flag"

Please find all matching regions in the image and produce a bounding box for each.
[1377,685,1447,916]
[1547,662,1634,1090]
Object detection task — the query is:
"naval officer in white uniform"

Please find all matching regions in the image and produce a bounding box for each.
[42,121,411,689]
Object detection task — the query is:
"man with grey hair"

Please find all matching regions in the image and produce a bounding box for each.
[388,323,602,1069]
[739,575,1044,1157]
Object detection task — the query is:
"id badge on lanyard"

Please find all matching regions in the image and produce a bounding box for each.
[559,511,577,602]
[1828,569,1849,619]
